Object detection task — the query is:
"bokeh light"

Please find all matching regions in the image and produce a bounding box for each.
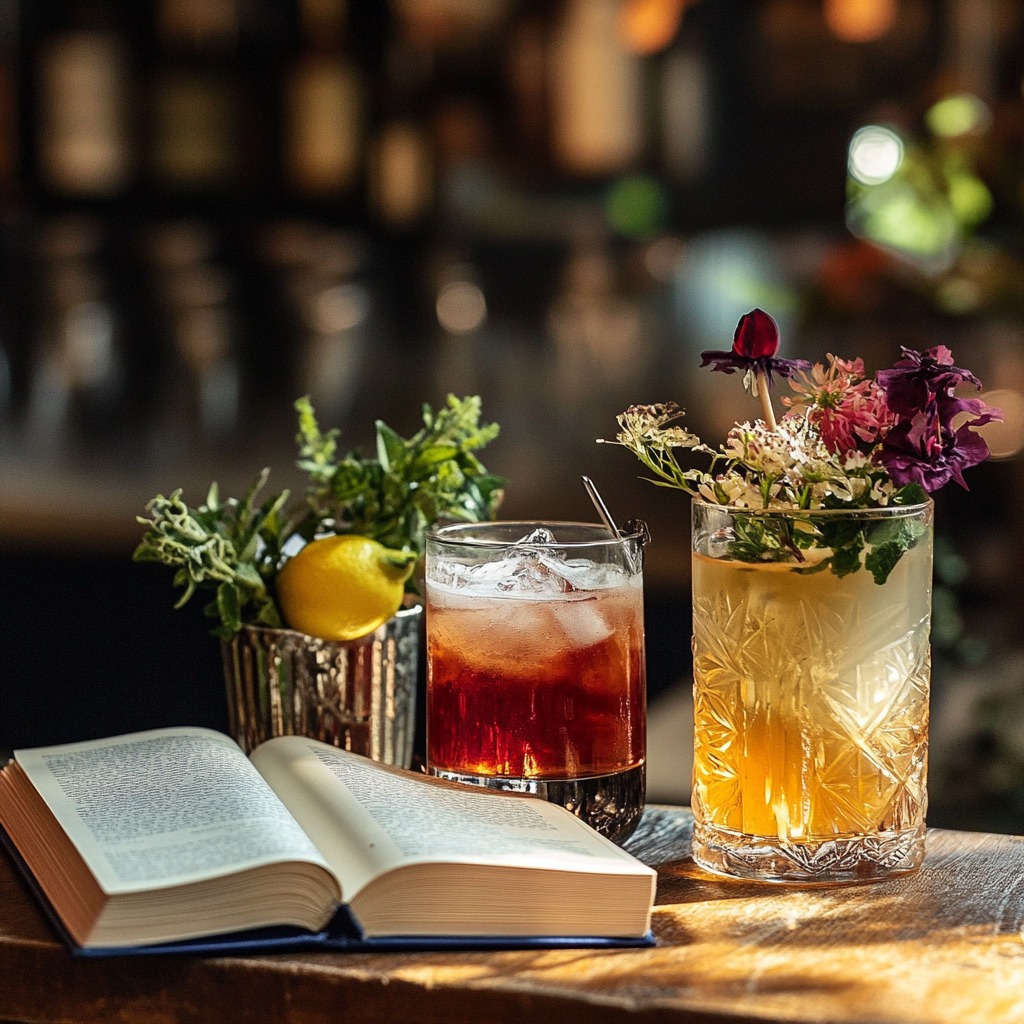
[848,125,904,185]
[436,279,487,335]
[925,93,992,139]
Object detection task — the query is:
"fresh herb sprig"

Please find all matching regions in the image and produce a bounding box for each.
[293,394,504,554]
[134,471,289,635]
[134,395,503,636]
[722,489,931,584]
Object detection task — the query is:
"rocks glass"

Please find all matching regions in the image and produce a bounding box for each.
[690,499,934,884]
[424,521,647,844]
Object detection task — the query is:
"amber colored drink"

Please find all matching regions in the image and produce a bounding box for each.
[425,522,647,843]
[690,500,934,884]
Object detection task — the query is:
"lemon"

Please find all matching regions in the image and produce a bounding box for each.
[276,535,416,642]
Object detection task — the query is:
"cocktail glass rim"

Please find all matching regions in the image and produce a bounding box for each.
[426,519,649,552]
[690,497,934,520]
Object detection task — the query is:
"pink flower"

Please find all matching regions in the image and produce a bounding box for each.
[784,355,896,455]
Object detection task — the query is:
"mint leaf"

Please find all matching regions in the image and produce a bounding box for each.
[830,541,863,578]
[865,541,906,585]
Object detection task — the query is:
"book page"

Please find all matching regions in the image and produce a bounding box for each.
[251,736,653,900]
[14,727,332,894]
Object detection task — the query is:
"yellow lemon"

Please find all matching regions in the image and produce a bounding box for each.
[276,535,416,642]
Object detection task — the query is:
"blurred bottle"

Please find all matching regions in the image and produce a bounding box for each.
[263,220,372,428]
[367,33,433,229]
[503,6,553,174]
[26,216,129,454]
[546,234,646,399]
[283,0,364,201]
[35,2,135,197]
[549,0,646,177]
[148,0,285,197]
[0,0,18,199]
[149,0,243,195]
[147,220,242,453]
[659,40,710,184]
[0,1,22,425]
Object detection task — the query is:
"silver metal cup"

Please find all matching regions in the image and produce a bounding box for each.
[220,601,422,766]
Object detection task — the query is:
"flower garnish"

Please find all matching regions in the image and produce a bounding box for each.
[784,353,896,454]
[874,345,982,420]
[602,309,1002,583]
[700,308,811,429]
[872,345,1001,491]
[876,391,1001,492]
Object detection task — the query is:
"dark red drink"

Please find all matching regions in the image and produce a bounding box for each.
[424,520,647,844]
[427,585,645,779]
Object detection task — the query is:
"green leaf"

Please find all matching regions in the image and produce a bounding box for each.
[216,582,241,634]
[818,519,864,553]
[866,542,906,585]
[892,483,928,506]
[417,442,461,465]
[830,542,863,578]
[375,421,405,471]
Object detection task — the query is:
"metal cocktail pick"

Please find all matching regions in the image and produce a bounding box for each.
[581,476,650,569]
[582,475,620,538]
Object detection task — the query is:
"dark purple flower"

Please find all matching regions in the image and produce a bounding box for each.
[700,309,811,388]
[877,392,1001,492]
[874,345,983,420]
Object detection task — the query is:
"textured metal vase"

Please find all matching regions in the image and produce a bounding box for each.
[220,602,422,767]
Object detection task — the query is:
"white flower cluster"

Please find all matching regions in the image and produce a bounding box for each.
[603,404,900,511]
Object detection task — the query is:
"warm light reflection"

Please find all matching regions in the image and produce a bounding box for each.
[823,0,897,43]
[313,283,370,334]
[391,0,506,43]
[618,0,687,55]
[369,121,432,226]
[551,0,645,175]
[436,279,487,334]
[642,235,686,283]
[848,125,903,185]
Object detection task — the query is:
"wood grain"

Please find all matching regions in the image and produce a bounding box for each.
[1,807,1022,1024]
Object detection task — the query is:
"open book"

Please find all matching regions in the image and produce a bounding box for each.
[0,727,656,955]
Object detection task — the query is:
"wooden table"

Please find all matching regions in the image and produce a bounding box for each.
[1,807,1022,1024]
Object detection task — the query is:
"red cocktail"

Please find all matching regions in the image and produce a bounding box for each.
[425,522,647,843]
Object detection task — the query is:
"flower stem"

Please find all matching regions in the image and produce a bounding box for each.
[756,370,778,431]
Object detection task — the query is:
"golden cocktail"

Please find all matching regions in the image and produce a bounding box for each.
[691,499,933,883]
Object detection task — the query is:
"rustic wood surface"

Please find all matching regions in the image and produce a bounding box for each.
[1,806,1022,1024]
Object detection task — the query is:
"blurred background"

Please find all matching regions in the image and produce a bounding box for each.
[0,0,1021,832]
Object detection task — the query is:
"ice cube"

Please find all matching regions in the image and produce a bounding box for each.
[498,551,575,594]
[433,530,627,598]
[500,547,627,596]
[542,555,626,592]
[430,555,523,591]
[464,556,525,585]
[514,527,557,546]
[548,594,616,649]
